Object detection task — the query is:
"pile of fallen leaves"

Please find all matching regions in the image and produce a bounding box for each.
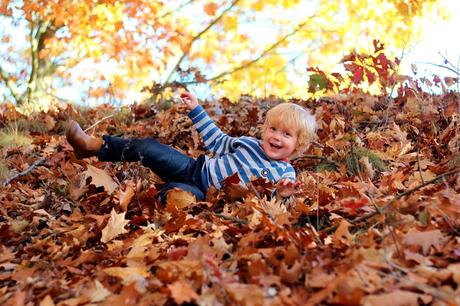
[0,90,460,306]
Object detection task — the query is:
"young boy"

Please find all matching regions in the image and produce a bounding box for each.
[66,92,316,201]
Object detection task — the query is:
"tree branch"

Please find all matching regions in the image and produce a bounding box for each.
[417,62,460,76]
[164,0,241,85]
[201,21,309,83]
[0,65,21,104]
[3,157,46,186]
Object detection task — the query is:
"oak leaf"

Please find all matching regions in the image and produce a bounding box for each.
[84,165,118,194]
[100,209,129,243]
[403,229,446,255]
[168,281,199,304]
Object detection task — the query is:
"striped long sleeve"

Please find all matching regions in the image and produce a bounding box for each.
[188,105,296,189]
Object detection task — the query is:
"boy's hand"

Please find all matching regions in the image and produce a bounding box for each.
[180,91,199,110]
[276,179,299,197]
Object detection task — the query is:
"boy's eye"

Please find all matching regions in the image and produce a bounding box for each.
[270,127,276,131]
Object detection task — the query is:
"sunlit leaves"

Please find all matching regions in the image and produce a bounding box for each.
[0,0,446,106]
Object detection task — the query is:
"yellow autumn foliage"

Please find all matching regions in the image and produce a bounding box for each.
[0,0,448,107]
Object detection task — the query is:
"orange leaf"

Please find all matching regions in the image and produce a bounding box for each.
[118,180,135,211]
[204,2,218,16]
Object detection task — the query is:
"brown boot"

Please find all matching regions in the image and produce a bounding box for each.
[66,120,103,159]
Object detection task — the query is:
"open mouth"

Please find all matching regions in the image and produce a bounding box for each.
[270,143,282,150]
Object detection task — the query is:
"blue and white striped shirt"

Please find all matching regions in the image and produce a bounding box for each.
[188,105,296,189]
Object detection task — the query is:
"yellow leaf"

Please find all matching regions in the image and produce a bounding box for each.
[84,165,118,194]
[223,15,238,31]
[100,209,129,243]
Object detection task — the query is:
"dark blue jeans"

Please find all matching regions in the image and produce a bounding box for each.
[98,136,207,202]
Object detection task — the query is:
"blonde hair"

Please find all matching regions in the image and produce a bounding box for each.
[262,103,317,157]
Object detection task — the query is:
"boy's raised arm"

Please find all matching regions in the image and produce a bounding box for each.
[180,91,237,155]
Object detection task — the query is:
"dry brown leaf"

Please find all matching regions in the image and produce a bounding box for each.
[89,280,112,303]
[84,164,118,194]
[447,263,460,285]
[166,188,196,209]
[103,266,149,285]
[332,219,353,245]
[39,295,55,306]
[361,290,432,306]
[127,230,155,264]
[403,229,446,255]
[100,209,129,243]
[168,280,199,304]
[118,180,135,211]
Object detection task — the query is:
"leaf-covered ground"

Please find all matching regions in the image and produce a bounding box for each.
[1,92,460,305]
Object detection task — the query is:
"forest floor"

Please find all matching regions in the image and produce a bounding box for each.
[0,92,460,305]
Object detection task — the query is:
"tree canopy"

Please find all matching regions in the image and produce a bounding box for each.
[0,0,446,111]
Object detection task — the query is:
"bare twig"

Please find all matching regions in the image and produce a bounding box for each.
[417,62,460,76]
[213,212,248,224]
[84,114,114,133]
[3,157,46,186]
[352,168,460,224]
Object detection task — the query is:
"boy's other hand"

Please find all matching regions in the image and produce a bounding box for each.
[277,179,299,197]
[180,92,199,110]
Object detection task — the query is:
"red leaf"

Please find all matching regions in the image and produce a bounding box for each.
[223,172,240,186]
[343,197,368,214]
[352,66,364,84]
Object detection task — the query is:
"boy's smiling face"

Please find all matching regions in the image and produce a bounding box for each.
[262,123,298,160]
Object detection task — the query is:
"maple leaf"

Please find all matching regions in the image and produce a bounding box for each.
[84,165,118,194]
[100,209,130,243]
